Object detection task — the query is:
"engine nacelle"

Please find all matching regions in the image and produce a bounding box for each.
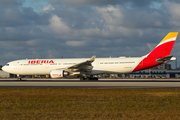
[50,69,69,78]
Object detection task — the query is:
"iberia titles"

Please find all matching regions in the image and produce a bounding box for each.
[28,60,54,64]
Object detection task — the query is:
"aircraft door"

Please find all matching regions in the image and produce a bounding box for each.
[95,60,99,68]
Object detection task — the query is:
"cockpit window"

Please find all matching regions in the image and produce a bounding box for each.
[5,64,9,66]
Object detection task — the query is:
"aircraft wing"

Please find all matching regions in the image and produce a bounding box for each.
[65,55,96,72]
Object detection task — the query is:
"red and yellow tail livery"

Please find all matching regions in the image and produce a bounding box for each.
[133,32,178,72]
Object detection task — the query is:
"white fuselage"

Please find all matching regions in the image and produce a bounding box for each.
[2,32,178,78]
[2,57,143,75]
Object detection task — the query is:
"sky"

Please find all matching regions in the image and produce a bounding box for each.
[0,0,180,68]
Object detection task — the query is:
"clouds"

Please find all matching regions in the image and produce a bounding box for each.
[66,41,86,47]
[42,4,54,12]
[163,2,180,27]
[60,0,120,6]
[49,15,70,34]
[0,0,180,68]
[96,5,123,26]
[0,0,21,6]
[55,0,162,7]
[0,6,50,27]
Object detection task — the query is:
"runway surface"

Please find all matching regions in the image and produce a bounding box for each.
[0,78,180,88]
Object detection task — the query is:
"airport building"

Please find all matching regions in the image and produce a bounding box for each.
[107,63,180,78]
[0,70,9,78]
[0,66,10,78]
[129,63,180,78]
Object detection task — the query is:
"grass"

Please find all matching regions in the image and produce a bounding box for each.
[0,88,180,120]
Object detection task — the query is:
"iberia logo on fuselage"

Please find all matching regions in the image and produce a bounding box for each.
[28,60,54,64]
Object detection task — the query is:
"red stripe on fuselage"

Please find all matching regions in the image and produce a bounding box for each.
[132,57,162,72]
[133,41,175,72]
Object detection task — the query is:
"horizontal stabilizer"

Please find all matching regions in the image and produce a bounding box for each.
[156,55,175,63]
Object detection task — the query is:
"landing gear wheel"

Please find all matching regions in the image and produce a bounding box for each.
[88,77,98,81]
[79,76,98,81]
[80,77,85,81]
[91,77,98,81]
[17,78,22,81]
[85,77,90,81]
[94,77,98,81]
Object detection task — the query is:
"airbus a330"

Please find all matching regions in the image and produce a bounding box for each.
[2,32,178,80]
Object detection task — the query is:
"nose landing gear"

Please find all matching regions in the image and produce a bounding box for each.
[17,74,22,81]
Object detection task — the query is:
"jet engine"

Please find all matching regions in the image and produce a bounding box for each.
[50,69,69,78]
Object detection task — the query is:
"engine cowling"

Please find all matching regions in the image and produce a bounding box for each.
[50,69,69,78]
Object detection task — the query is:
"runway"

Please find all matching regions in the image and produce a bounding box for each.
[0,78,180,88]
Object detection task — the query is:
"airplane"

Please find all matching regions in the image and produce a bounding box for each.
[2,32,179,80]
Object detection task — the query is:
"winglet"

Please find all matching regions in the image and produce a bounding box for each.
[88,55,96,62]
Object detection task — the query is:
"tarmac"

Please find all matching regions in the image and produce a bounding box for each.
[0,78,180,88]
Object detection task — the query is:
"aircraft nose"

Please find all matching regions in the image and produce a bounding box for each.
[1,66,4,71]
[2,66,6,71]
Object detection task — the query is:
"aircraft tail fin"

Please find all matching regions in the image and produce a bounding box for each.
[133,32,178,72]
[146,32,178,58]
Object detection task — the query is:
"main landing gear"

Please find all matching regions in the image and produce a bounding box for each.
[80,75,98,81]
[17,77,22,81]
[17,74,22,81]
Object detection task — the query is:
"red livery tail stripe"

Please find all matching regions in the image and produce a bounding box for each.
[133,32,178,72]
